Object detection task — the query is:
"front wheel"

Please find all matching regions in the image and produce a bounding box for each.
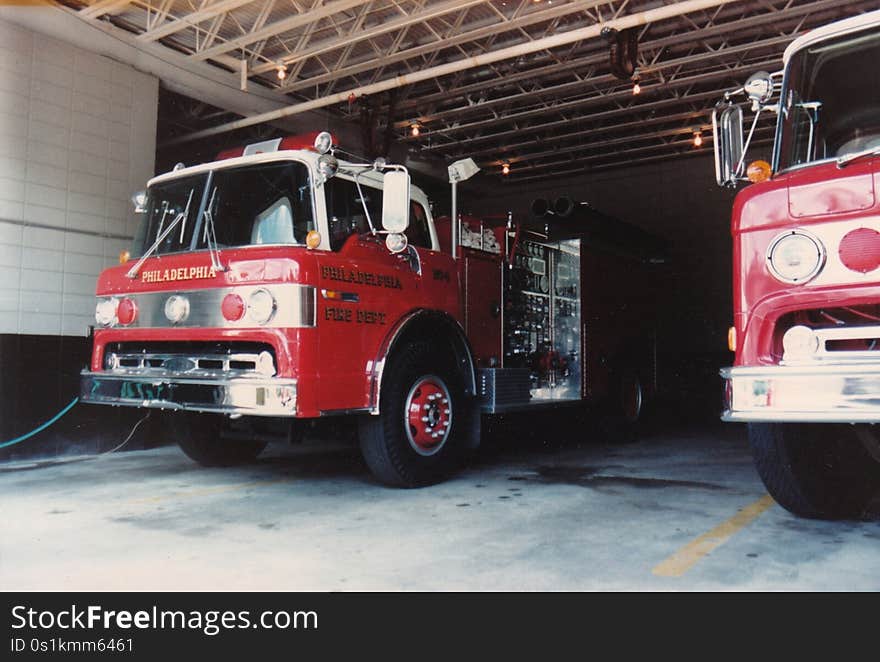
[358,341,468,487]
[169,411,267,467]
[748,422,880,519]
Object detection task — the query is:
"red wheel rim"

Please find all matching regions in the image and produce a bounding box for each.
[404,375,452,456]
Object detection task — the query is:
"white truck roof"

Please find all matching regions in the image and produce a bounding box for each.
[783,9,880,64]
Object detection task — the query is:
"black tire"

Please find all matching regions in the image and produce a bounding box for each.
[600,370,643,444]
[748,422,880,519]
[358,341,467,487]
[169,411,267,467]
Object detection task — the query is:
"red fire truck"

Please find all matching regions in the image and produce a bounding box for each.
[714,10,880,517]
[81,131,665,486]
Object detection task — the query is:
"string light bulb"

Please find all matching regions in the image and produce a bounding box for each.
[276,65,287,81]
[632,78,641,95]
[693,131,703,147]
[410,123,420,137]
[502,163,510,176]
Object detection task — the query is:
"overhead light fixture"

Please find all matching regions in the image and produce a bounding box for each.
[693,131,703,147]
[410,123,420,137]
[502,163,510,176]
[632,78,641,95]
[276,64,287,81]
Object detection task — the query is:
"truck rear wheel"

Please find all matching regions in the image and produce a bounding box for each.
[748,422,880,519]
[358,341,465,487]
[170,411,267,467]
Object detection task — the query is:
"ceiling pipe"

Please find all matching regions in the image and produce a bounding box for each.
[163,0,744,146]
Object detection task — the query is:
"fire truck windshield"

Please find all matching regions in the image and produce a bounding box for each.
[133,161,314,257]
[776,28,880,172]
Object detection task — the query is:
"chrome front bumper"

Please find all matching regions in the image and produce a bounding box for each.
[80,370,298,417]
[721,364,880,423]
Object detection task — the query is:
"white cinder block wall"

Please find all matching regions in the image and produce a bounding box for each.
[0,18,158,337]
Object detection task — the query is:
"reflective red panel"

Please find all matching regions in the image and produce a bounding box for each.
[839,227,880,273]
[116,298,137,326]
[221,293,246,322]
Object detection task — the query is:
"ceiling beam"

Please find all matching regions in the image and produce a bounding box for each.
[504,137,774,184]
[250,0,488,75]
[427,90,726,154]
[191,0,375,62]
[279,0,612,93]
[482,123,718,169]
[164,0,746,145]
[501,126,775,178]
[398,34,792,129]
[136,0,258,43]
[406,58,780,143]
[385,0,852,116]
[466,109,712,160]
[79,0,131,19]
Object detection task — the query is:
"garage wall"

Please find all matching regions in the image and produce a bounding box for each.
[0,18,159,456]
[0,18,157,337]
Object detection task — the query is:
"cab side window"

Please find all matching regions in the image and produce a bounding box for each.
[406,201,432,249]
[325,177,383,251]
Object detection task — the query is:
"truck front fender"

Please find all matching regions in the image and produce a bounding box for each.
[368,309,477,416]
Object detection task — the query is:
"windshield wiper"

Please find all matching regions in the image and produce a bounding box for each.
[126,188,195,279]
[201,186,225,272]
[837,146,880,168]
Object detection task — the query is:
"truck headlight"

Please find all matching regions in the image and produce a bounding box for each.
[248,289,276,325]
[95,298,118,327]
[766,230,825,284]
[164,295,190,324]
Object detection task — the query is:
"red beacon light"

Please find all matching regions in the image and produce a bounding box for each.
[215,131,335,160]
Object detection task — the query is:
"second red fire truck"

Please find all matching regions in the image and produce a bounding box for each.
[81,131,665,486]
[714,9,880,518]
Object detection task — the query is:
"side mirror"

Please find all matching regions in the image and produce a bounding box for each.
[744,71,773,110]
[381,170,410,234]
[712,103,744,187]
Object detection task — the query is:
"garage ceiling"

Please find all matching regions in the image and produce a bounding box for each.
[63,0,877,183]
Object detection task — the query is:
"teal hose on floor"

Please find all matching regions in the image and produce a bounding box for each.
[0,397,79,449]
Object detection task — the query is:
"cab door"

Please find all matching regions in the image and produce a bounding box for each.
[315,177,423,412]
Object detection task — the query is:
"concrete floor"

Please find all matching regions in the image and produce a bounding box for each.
[2,419,879,591]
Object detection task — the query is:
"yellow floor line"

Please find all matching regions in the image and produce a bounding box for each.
[652,495,775,578]
[128,477,293,504]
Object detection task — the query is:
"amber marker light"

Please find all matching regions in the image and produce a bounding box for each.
[728,326,737,352]
[747,160,772,183]
[306,230,321,249]
[118,249,130,264]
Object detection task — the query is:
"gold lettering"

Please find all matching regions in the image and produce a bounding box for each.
[139,265,217,283]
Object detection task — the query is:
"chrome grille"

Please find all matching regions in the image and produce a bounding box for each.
[104,351,276,378]
[782,324,880,366]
